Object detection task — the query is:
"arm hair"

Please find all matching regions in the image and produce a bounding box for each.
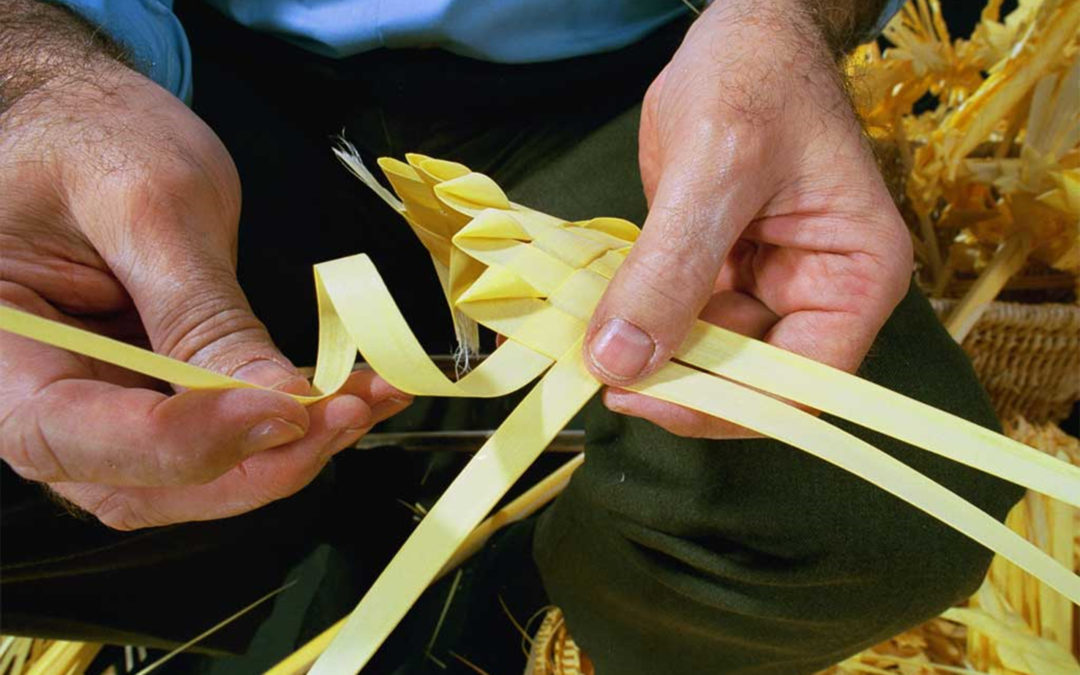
[0,0,130,116]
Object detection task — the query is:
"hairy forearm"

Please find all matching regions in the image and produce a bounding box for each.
[701,0,890,60]
[0,0,128,116]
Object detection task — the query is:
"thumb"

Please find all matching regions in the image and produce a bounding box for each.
[585,153,769,385]
[123,234,306,392]
[70,118,308,392]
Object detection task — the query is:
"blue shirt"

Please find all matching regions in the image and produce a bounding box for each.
[52,0,905,104]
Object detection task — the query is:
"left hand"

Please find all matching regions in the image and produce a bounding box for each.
[584,0,912,438]
[0,41,413,528]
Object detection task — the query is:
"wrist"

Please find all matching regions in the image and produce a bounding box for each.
[697,0,832,63]
[0,0,131,118]
[698,0,887,60]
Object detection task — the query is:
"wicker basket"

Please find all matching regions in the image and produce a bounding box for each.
[931,299,1080,426]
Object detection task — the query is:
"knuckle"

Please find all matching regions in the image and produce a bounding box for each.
[0,428,54,482]
[823,209,911,316]
[866,214,914,305]
[132,156,232,220]
[884,214,914,269]
[643,69,666,112]
[94,128,241,228]
[681,115,772,177]
[716,121,772,174]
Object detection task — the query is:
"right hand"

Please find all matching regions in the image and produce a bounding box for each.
[0,55,410,530]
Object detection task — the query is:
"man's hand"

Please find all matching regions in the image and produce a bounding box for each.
[585,0,912,438]
[0,1,410,529]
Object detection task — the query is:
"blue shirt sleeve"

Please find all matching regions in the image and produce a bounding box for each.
[866,0,907,41]
[47,0,192,103]
[46,0,907,106]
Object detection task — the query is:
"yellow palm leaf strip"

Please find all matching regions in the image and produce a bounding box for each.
[943,603,1079,675]
[0,252,551,405]
[672,321,1080,510]
[0,636,16,674]
[374,156,483,354]
[461,280,1080,603]
[268,625,334,675]
[943,230,1036,342]
[308,341,599,675]
[0,261,364,404]
[1043,495,1074,653]
[444,235,1080,601]
[332,140,405,214]
[312,254,551,397]
[0,270,361,404]
[0,306,250,394]
[480,230,1080,512]
[625,362,1080,605]
[441,452,584,576]
[0,637,31,675]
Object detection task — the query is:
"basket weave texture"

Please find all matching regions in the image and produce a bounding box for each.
[931,299,1080,425]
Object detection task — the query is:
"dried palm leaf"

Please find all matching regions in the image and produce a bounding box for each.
[848,0,1080,333]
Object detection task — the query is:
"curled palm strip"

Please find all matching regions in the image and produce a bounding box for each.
[1,153,1077,675]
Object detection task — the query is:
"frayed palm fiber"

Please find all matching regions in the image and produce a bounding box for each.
[5,1,1078,673]
[529,416,1079,675]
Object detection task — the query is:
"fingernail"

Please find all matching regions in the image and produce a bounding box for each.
[589,318,655,381]
[232,359,302,390]
[245,417,306,454]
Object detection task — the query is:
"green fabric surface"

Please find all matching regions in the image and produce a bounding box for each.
[504,80,1026,675]
[534,284,1025,674]
[0,4,1029,673]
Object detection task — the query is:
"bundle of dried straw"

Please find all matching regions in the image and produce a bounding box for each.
[847,0,1079,341]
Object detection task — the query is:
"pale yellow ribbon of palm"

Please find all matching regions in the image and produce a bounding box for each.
[0,152,1077,675]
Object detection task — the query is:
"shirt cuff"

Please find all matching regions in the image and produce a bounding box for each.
[865,0,907,42]
[48,0,193,104]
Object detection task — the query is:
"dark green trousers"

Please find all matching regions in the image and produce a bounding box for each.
[0,3,1022,673]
